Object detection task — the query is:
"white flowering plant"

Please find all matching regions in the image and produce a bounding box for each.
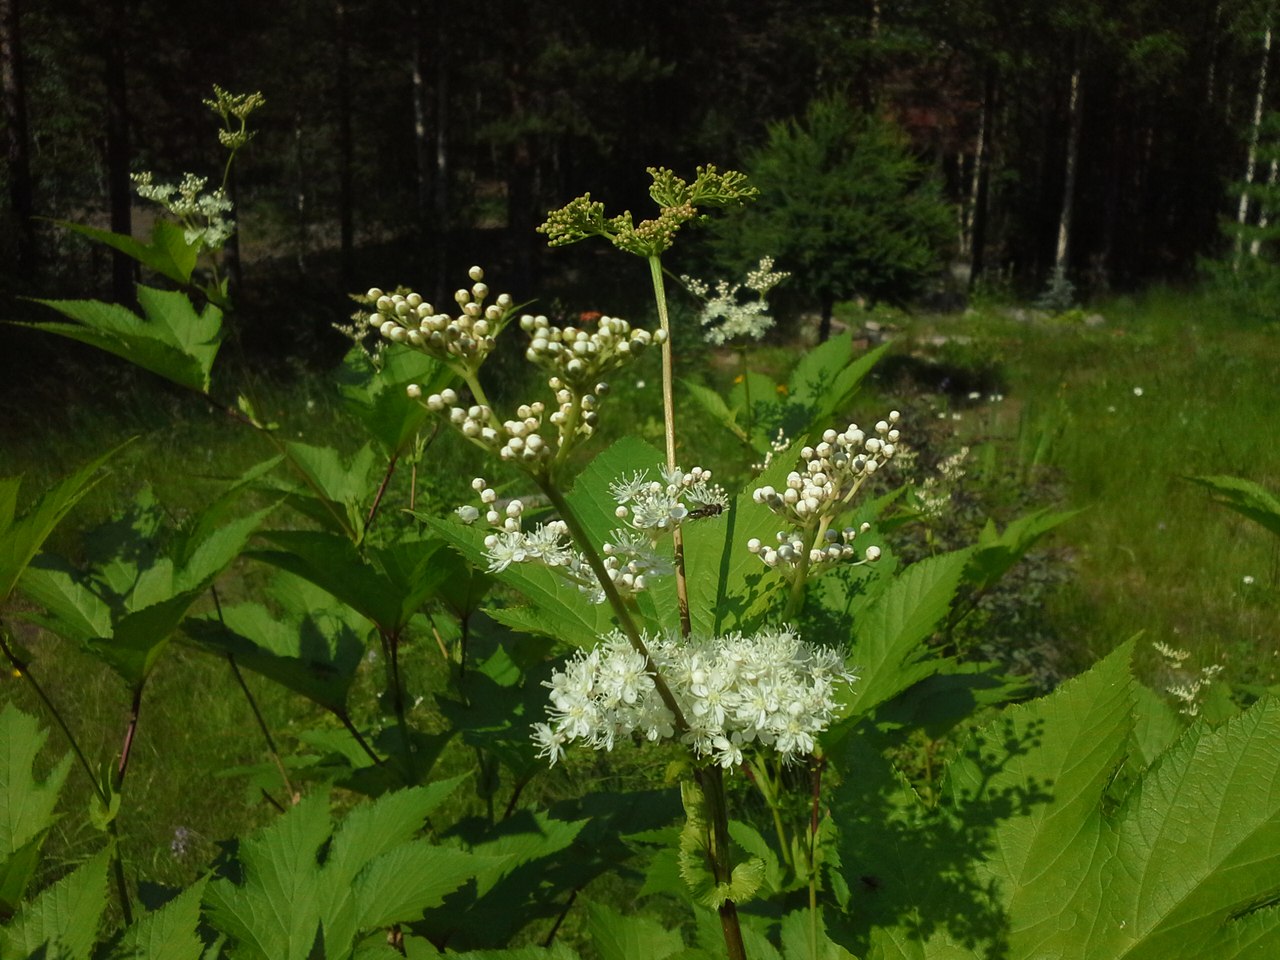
[10,135,1280,960]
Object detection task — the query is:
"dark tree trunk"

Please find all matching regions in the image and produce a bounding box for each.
[104,0,133,305]
[336,0,354,288]
[411,0,431,242]
[818,291,834,343]
[0,0,35,283]
[432,6,450,299]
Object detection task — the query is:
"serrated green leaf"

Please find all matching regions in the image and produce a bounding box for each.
[949,641,1135,955]
[0,446,122,606]
[335,345,455,455]
[109,879,208,960]
[279,443,378,539]
[0,706,72,913]
[1188,474,1280,538]
[56,219,199,285]
[841,549,973,720]
[585,899,686,960]
[967,508,1079,593]
[779,908,857,959]
[24,285,223,393]
[182,597,367,714]
[0,847,110,960]
[681,380,749,442]
[250,531,444,634]
[354,844,481,927]
[202,795,330,960]
[425,519,613,649]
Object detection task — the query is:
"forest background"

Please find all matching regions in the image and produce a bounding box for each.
[3,0,1279,374]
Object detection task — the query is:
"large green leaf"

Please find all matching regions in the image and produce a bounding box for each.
[0,847,111,960]
[0,706,72,915]
[277,442,380,540]
[24,284,224,393]
[250,531,447,634]
[1188,474,1280,538]
[839,548,973,721]
[834,644,1280,959]
[586,899,685,960]
[57,219,200,285]
[19,493,273,686]
[0,446,121,606]
[108,879,208,960]
[183,593,368,714]
[335,345,456,455]
[204,787,485,960]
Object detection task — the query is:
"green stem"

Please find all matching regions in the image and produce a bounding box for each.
[212,586,297,802]
[647,255,693,637]
[380,628,417,784]
[534,476,689,731]
[460,369,493,411]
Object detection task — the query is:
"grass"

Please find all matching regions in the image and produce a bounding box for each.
[896,284,1280,693]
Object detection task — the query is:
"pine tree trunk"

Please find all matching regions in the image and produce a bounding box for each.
[1054,56,1083,275]
[0,0,35,283]
[104,0,133,305]
[1236,17,1273,268]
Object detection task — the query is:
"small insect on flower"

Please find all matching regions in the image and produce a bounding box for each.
[686,503,725,520]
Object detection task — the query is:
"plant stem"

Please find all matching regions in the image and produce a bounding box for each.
[697,765,748,960]
[227,654,296,801]
[115,683,144,788]
[212,586,297,802]
[534,476,689,731]
[380,628,417,784]
[334,709,386,768]
[648,255,692,637]
[0,626,105,803]
[364,453,400,534]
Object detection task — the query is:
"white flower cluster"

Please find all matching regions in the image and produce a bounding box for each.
[916,446,969,520]
[747,414,900,569]
[1154,641,1225,717]
[458,478,669,600]
[682,256,790,345]
[519,312,663,388]
[367,266,513,371]
[751,427,791,474]
[132,171,235,248]
[531,627,855,768]
[611,465,728,531]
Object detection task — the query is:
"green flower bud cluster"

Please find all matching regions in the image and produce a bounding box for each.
[366,266,514,373]
[538,165,757,258]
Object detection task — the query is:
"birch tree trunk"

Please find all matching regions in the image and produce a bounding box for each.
[1235,16,1273,268]
[1054,56,1083,275]
[969,64,995,286]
